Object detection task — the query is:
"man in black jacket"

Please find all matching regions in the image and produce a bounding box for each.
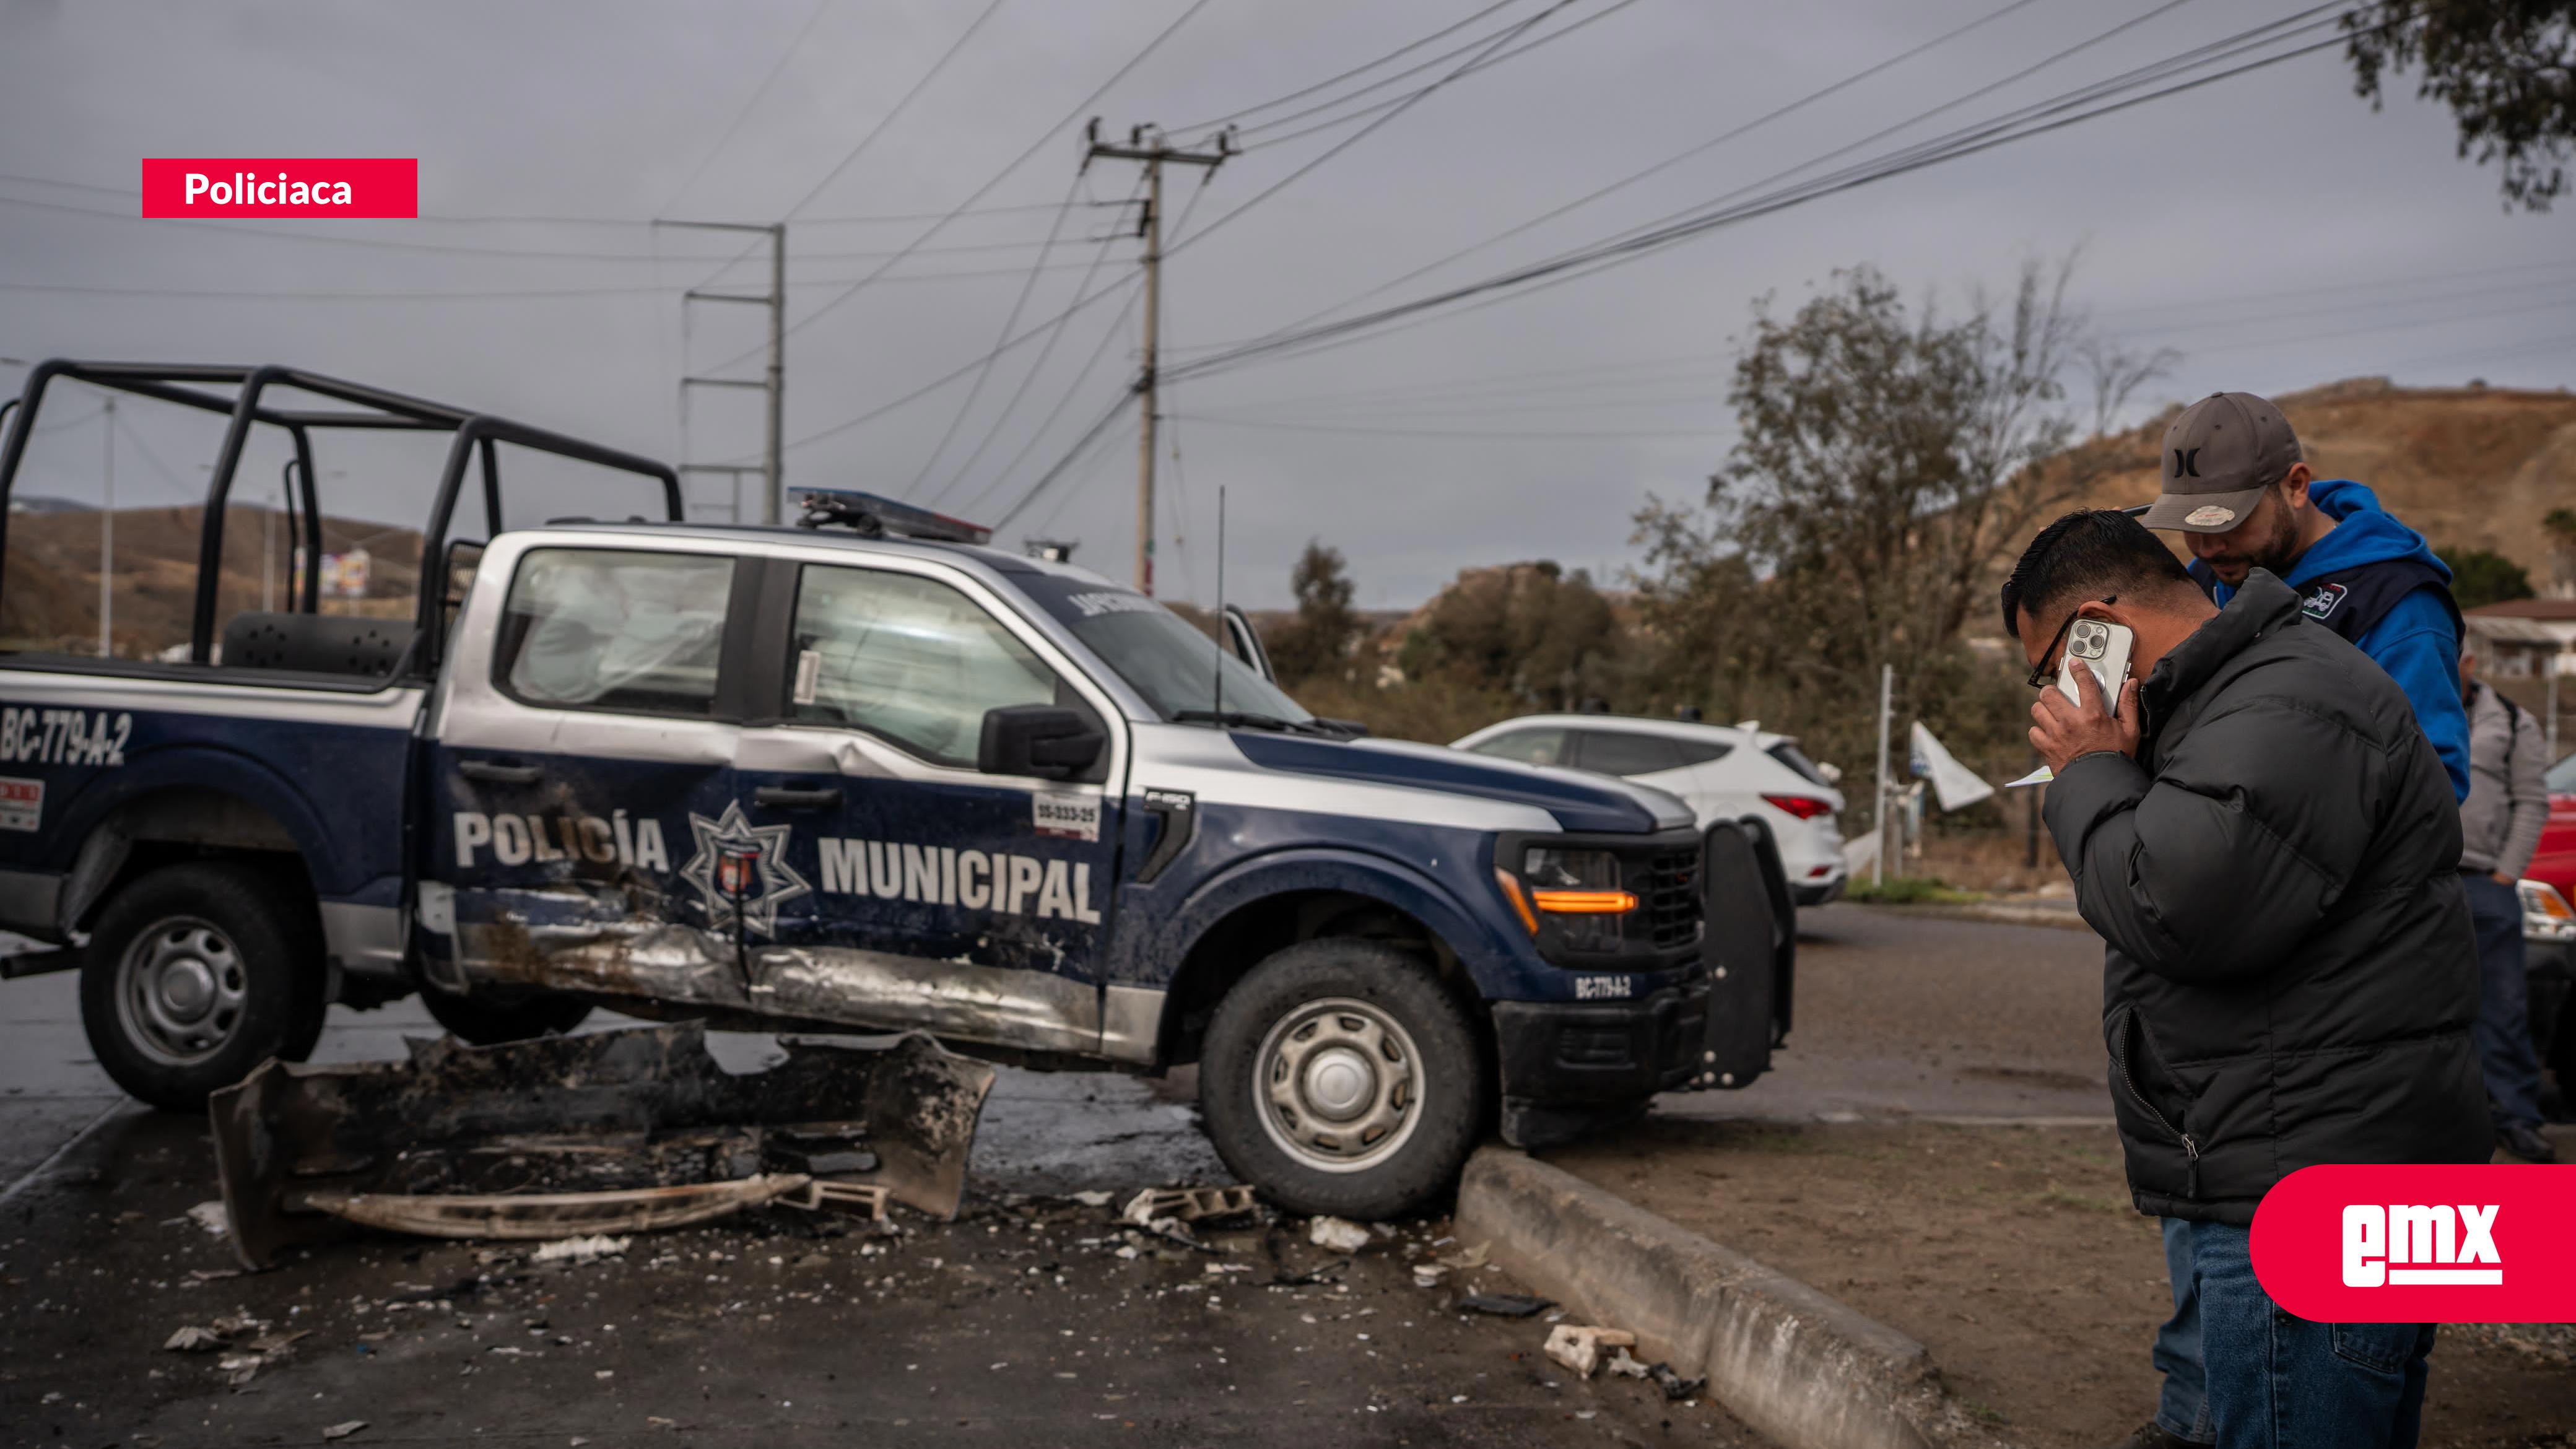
[2003,510,2487,1449]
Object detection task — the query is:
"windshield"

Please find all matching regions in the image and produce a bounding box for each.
[1016,574,1310,723]
[2549,751,2576,794]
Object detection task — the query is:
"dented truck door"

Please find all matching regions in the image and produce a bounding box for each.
[730,557,1126,1056]
[418,539,757,1007]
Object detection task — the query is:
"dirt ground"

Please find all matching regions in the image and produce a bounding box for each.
[1547,1117,2576,1449]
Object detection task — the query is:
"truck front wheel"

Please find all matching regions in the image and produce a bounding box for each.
[80,861,327,1112]
[1199,939,1488,1219]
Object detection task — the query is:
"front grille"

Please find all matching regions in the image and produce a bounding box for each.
[1640,848,1702,949]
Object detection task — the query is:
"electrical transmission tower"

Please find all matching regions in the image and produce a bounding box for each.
[1082,121,1228,596]
[661,220,786,524]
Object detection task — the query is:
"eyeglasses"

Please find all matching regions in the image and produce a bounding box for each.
[2027,596,2115,689]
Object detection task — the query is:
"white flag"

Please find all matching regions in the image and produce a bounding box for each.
[1908,721,1996,812]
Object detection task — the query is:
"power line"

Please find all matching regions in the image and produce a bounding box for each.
[703,0,1217,376]
[1183,413,1730,440]
[1162,0,1589,259]
[661,0,839,214]
[921,173,1153,507]
[1214,0,1624,146]
[941,170,1219,522]
[1206,0,2059,347]
[897,168,1090,497]
[1163,0,1529,135]
[0,262,1115,302]
[779,0,1014,221]
[0,173,1104,228]
[0,189,1108,264]
[1164,5,2358,385]
[994,391,1138,528]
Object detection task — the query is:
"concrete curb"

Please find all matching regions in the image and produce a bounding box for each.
[1455,1147,2010,1449]
[1869,901,2093,933]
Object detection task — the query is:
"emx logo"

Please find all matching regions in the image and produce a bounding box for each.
[2342,1203,2500,1286]
[2253,1165,2575,1321]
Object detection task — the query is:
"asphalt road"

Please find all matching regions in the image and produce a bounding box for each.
[1668,902,2112,1125]
[0,905,2100,1446]
[0,965,1769,1448]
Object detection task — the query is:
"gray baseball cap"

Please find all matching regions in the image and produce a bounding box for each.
[2139,391,2302,533]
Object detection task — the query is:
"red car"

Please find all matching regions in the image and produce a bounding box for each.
[2532,752,2576,911]
[2527,752,2576,1120]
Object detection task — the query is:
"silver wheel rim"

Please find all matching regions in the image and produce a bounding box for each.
[115,917,249,1066]
[1253,996,1424,1174]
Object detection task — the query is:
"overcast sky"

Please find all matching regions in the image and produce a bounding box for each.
[1,0,2567,608]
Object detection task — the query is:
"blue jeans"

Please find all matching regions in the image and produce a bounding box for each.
[2465,872,2544,1129]
[2157,1219,2435,1449]
[2156,1216,2215,1443]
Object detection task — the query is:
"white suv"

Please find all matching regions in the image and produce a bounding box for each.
[1452,714,1848,904]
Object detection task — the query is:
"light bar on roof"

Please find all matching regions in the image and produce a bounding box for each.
[793,488,991,545]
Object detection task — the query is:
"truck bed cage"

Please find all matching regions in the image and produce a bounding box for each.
[0,361,682,674]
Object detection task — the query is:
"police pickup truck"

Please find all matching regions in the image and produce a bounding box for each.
[0,362,1789,1217]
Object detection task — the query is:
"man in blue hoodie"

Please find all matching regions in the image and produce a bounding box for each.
[2097,391,2471,1449]
[2143,392,2468,798]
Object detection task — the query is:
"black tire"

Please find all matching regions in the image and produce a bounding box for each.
[1199,938,1489,1220]
[79,861,327,1112]
[419,981,593,1046]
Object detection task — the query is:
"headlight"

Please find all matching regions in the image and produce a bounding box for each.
[2520,879,2576,942]
[1513,846,1636,951]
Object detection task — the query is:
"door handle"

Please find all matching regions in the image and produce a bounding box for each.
[458,760,542,785]
[754,785,842,811]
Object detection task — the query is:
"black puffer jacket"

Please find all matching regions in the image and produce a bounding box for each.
[2043,571,2488,1225]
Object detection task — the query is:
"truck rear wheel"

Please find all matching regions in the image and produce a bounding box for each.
[80,861,327,1112]
[1199,938,1487,1219]
[419,982,593,1045]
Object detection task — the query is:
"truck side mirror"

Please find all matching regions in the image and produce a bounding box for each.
[978,705,1103,780]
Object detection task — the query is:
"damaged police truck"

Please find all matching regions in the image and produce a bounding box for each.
[0,362,1792,1217]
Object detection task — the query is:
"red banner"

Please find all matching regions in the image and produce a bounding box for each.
[2252,1164,2576,1322]
[140,159,417,219]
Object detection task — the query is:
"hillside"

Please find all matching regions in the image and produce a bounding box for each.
[1,506,422,656]
[2063,378,2576,586]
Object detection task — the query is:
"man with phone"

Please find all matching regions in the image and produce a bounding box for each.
[2004,510,2485,1449]
[2113,392,2473,1449]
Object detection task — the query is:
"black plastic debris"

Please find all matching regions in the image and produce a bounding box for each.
[1453,1292,1554,1318]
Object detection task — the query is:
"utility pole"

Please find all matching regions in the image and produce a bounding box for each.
[1083,121,1229,596]
[98,396,113,658]
[1873,663,1895,886]
[662,220,786,524]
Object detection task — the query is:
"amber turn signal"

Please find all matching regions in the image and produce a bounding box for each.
[1529,888,1638,915]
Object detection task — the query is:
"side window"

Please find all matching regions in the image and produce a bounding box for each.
[1669,737,1735,768]
[1575,730,1684,778]
[790,565,1064,769]
[1468,728,1569,768]
[493,548,734,716]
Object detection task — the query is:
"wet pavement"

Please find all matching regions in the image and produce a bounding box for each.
[0,903,2099,1445]
[0,967,1765,1447]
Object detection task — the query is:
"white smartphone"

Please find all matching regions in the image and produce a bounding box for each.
[2056,617,2135,716]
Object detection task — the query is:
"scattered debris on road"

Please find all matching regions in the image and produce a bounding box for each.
[184,1201,228,1237]
[320,1420,367,1442]
[207,1025,994,1267]
[161,1325,223,1352]
[529,1234,632,1266]
[1454,1292,1552,1317]
[1307,1216,1372,1253]
[1120,1185,1255,1226]
[1543,1323,1636,1377]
